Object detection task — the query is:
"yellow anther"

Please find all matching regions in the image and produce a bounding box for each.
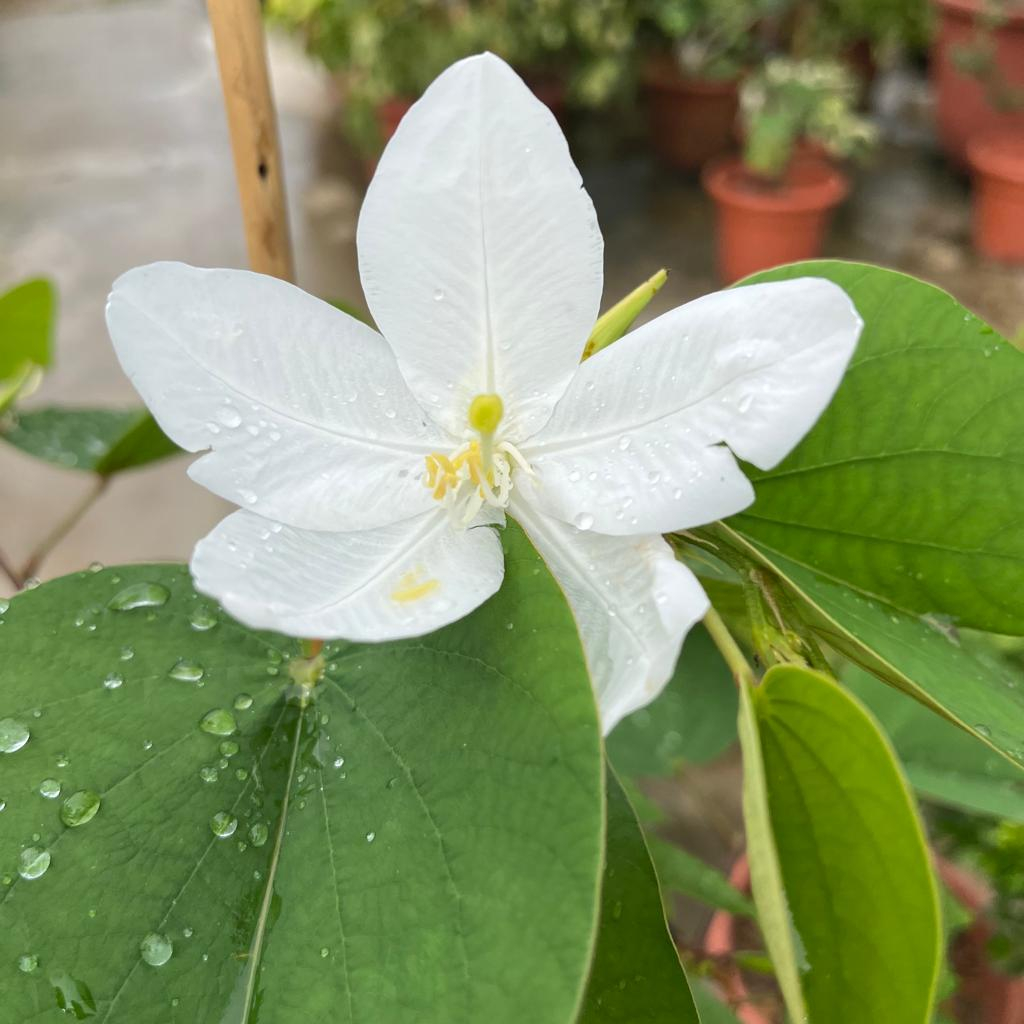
[468,393,504,436]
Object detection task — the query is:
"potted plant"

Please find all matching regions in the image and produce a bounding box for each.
[266,0,637,159]
[931,0,1024,168]
[701,57,875,282]
[639,0,771,172]
[968,131,1024,262]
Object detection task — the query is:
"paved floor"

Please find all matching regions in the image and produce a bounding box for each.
[2,0,1023,599]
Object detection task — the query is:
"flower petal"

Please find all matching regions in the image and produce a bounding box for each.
[510,494,709,732]
[106,262,449,532]
[522,277,862,535]
[191,509,504,642]
[357,52,603,440]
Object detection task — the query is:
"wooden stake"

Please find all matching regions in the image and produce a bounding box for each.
[207,0,295,282]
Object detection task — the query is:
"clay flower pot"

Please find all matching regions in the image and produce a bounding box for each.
[701,155,849,284]
[968,131,1024,262]
[931,0,1024,169]
[643,56,740,172]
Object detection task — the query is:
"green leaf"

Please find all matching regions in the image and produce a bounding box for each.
[2,407,180,474]
[736,676,808,1023]
[0,522,605,1023]
[648,840,755,919]
[607,625,737,778]
[743,664,941,1024]
[716,522,1024,770]
[732,260,1024,635]
[844,664,1024,822]
[578,768,699,1024]
[0,278,55,377]
[690,980,743,1024]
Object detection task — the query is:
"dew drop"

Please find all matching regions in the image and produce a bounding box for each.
[210,811,238,838]
[233,693,253,711]
[974,724,992,739]
[140,932,173,967]
[332,756,345,769]
[199,709,237,737]
[61,790,101,827]
[39,778,61,799]
[433,288,445,302]
[248,822,269,847]
[199,765,219,784]
[0,719,30,753]
[573,512,594,531]
[219,740,239,758]
[0,598,9,614]
[216,406,242,429]
[737,393,754,413]
[103,673,124,691]
[0,799,6,812]
[189,606,219,632]
[119,645,135,662]
[169,659,204,684]
[617,436,632,451]
[365,831,376,843]
[17,953,38,973]
[320,947,329,958]
[18,846,50,880]
[108,582,170,612]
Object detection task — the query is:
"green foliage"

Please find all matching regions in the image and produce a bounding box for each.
[578,769,699,1023]
[740,59,876,179]
[845,664,1024,822]
[739,665,941,1024]
[732,262,1024,636]
[267,0,636,151]
[0,278,55,413]
[0,523,607,1023]
[607,625,737,778]
[647,840,755,919]
[2,407,180,475]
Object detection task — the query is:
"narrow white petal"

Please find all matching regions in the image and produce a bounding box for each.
[107,262,450,532]
[522,278,861,535]
[191,510,504,642]
[510,495,709,732]
[357,53,603,439]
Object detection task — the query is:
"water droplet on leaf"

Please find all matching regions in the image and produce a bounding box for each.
[108,582,169,612]
[61,790,101,827]
[17,953,38,973]
[39,778,61,799]
[233,693,253,711]
[0,718,30,753]
[18,846,50,880]
[210,811,238,838]
[140,932,173,967]
[199,709,237,737]
[169,659,204,683]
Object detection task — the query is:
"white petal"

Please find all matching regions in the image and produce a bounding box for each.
[106,262,450,532]
[510,495,709,732]
[191,509,504,642]
[357,53,603,439]
[522,277,861,535]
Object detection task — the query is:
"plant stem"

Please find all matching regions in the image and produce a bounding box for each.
[703,606,757,689]
[20,475,109,583]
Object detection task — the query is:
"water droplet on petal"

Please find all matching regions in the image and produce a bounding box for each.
[573,512,594,531]
[199,709,237,737]
[210,811,238,838]
[18,846,50,880]
[108,582,170,612]
[140,932,173,967]
[61,790,101,827]
[0,719,30,753]
[216,406,242,429]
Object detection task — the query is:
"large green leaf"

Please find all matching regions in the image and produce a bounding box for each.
[578,769,699,1024]
[607,625,737,778]
[731,261,1024,636]
[714,522,1024,770]
[0,523,605,1023]
[743,665,941,1024]
[0,278,54,377]
[844,665,1024,822]
[2,407,180,474]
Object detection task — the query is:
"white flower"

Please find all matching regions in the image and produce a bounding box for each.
[106,53,861,731]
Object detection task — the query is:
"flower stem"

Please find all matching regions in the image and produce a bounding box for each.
[20,474,109,584]
[703,606,757,689]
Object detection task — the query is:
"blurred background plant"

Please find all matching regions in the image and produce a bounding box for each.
[739,57,877,180]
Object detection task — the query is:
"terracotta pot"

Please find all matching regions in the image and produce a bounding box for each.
[930,0,1024,169]
[643,57,740,172]
[701,155,849,283]
[968,131,1024,261]
[702,856,775,1024]
[937,857,1024,1024]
